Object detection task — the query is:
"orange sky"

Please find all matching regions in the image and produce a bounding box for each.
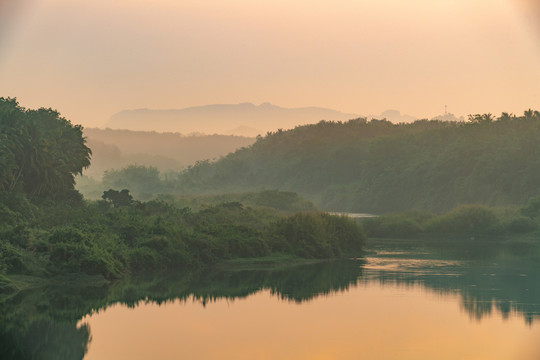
[0,0,539,128]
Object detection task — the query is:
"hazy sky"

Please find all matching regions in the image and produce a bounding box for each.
[0,0,539,128]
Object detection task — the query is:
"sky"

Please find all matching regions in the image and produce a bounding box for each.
[0,0,539,128]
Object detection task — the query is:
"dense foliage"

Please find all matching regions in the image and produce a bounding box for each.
[0,99,365,283]
[173,111,540,213]
[362,204,539,238]
[0,195,366,280]
[0,98,91,198]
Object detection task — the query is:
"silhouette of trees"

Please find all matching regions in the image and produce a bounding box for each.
[102,189,134,207]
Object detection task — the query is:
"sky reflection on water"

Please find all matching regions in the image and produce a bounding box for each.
[79,244,540,360]
[2,240,540,359]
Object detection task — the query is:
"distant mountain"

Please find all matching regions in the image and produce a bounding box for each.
[106,103,359,135]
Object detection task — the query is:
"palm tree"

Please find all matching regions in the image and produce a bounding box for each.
[498,112,514,122]
[524,109,535,121]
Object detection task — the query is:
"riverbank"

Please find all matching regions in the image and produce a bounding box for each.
[361,204,540,239]
[0,192,366,286]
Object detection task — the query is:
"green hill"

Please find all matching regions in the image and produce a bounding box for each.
[175,111,540,213]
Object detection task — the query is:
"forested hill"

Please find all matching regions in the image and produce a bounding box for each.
[176,111,540,213]
[83,128,255,177]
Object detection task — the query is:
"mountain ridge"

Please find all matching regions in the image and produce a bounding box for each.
[107,102,360,136]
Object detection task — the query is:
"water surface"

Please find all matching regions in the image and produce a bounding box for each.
[2,239,540,359]
[81,240,540,360]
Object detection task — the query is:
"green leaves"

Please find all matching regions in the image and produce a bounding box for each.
[175,109,540,213]
[0,98,91,197]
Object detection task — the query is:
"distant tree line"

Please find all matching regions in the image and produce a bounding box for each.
[173,110,540,213]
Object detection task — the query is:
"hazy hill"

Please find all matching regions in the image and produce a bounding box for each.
[83,128,255,178]
[173,111,540,213]
[106,102,359,136]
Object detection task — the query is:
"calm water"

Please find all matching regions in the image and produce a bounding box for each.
[3,239,540,359]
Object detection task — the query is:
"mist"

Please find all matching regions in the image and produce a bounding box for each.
[1,0,539,128]
[3,2,540,359]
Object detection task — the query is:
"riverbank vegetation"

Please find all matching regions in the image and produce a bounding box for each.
[362,202,540,238]
[1,194,365,284]
[0,98,366,286]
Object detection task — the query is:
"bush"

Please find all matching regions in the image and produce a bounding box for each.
[1,225,31,248]
[504,217,538,234]
[0,273,16,293]
[320,213,366,252]
[48,228,88,246]
[425,205,500,234]
[129,248,160,271]
[520,195,540,219]
[46,228,124,279]
[217,225,269,258]
[0,242,25,273]
[363,214,423,238]
[271,213,365,258]
[272,213,332,258]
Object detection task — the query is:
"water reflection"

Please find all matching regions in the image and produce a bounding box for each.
[363,240,540,324]
[1,240,540,359]
[0,261,362,360]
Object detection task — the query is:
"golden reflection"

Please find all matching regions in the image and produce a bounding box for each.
[81,283,540,360]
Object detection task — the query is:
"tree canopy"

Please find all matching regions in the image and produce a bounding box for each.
[174,110,540,213]
[0,98,91,197]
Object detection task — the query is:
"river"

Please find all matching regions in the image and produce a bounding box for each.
[2,238,540,359]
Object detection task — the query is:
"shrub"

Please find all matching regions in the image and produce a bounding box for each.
[425,205,500,234]
[129,248,160,271]
[504,217,538,233]
[48,228,88,246]
[0,273,16,293]
[272,213,332,258]
[271,213,365,258]
[0,242,25,273]
[520,195,540,219]
[46,228,124,279]
[217,225,269,258]
[363,214,423,238]
[320,213,366,252]
[1,225,31,248]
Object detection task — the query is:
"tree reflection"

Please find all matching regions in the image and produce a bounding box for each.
[2,243,540,359]
[0,260,363,360]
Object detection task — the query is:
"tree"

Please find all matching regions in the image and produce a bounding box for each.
[0,98,91,197]
[102,189,134,207]
[521,195,540,219]
[468,113,494,123]
[498,112,514,122]
[524,109,535,121]
[102,165,161,195]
